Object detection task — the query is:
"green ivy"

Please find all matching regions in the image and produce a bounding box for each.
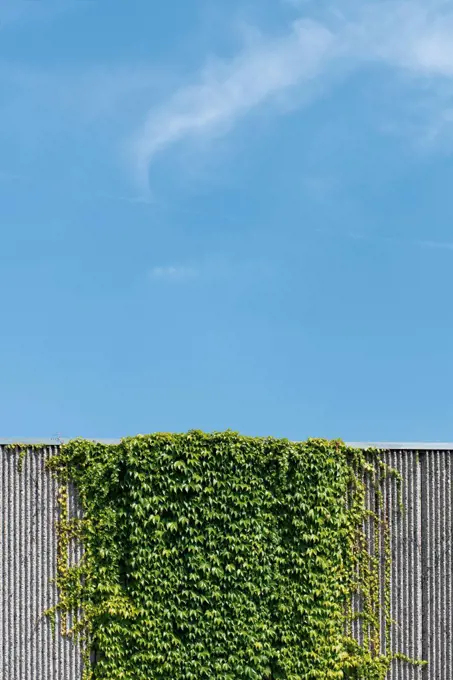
[45,432,427,679]
[4,442,51,472]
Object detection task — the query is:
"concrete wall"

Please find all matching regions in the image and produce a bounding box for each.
[1,444,451,679]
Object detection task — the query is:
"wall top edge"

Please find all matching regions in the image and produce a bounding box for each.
[0,438,121,445]
[0,439,453,451]
[346,442,453,450]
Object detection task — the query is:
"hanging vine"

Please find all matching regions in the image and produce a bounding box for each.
[42,432,426,679]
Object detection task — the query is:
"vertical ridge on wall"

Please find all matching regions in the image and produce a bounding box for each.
[421,449,453,680]
[0,445,84,680]
[382,449,423,680]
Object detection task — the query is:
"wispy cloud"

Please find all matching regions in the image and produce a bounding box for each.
[4,0,453,193]
[148,257,271,284]
[149,265,199,282]
[133,18,335,183]
[317,228,453,253]
[132,0,453,186]
[0,60,164,193]
[416,239,453,251]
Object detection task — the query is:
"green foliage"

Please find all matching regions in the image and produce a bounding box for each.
[45,432,427,679]
[4,442,51,472]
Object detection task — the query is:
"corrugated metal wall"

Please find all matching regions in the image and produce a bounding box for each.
[1,444,452,679]
[384,449,424,680]
[0,445,84,680]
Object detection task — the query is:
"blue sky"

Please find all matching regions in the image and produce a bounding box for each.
[2,0,453,441]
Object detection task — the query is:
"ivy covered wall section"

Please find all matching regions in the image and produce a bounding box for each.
[46,432,426,680]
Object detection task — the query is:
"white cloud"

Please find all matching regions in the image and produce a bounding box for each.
[4,0,453,192]
[149,265,199,282]
[148,257,271,284]
[132,18,335,183]
[0,59,164,195]
[132,0,453,186]
[417,239,453,251]
[344,1,453,75]
[315,228,453,255]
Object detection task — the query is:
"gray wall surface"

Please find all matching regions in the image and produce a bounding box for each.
[0,444,451,679]
[0,445,84,679]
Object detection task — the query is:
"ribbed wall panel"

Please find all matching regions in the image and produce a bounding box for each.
[0,446,84,680]
[383,450,424,680]
[419,450,453,680]
[1,444,452,678]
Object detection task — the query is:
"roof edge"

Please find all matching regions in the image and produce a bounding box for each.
[0,438,121,445]
[0,439,452,450]
[347,442,453,450]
